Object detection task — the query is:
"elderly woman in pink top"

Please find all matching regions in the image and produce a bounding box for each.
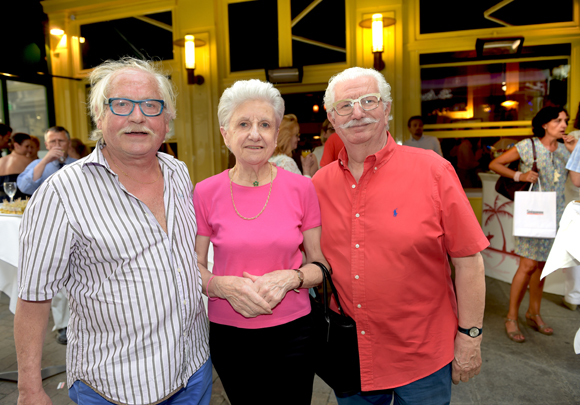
[193,79,328,405]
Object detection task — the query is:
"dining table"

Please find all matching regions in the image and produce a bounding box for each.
[0,213,66,382]
[0,214,22,314]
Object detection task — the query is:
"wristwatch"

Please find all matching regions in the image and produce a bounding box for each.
[458,326,482,338]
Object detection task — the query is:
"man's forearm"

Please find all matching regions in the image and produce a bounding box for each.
[32,160,48,182]
[14,298,52,394]
[452,252,485,327]
[570,171,580,188]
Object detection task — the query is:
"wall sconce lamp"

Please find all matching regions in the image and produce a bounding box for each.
[174,35,206,85]
[50,28,65,36]
[359,14,395,72]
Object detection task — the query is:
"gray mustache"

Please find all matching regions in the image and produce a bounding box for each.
[117,126,155,136]
[339,117,379,129]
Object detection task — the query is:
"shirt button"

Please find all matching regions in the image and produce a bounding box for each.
[355,213,360,218]
[183,300,186,305]
[374,167,378,170]
[355,244,360,248]
[361,331,366,335]
[355,275,359,279]
[352,184,356,189]
[340,161,344,166]
[357,304,361,308]
[177,268,182,273]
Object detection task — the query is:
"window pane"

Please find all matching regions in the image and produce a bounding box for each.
[229,0,278,72]
[79,11,173,70]
[420,0,573,34]
[291,0,346,67]
[421,59,569,124]
[7,81,48,137]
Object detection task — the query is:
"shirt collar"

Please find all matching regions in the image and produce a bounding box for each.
[82,139,179,174]
[337,131,397,171]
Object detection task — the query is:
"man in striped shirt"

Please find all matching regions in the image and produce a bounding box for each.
[14,58,211,405]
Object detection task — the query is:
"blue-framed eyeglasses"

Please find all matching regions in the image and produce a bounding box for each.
[105,98,165,117]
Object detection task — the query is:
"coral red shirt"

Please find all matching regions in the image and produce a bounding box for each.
[319,133,345,167]
[312,133,488,390]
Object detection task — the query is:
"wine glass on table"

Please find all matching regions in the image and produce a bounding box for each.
[3,182,17,203]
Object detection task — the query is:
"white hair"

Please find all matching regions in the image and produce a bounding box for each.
[218,79,285,129]
[324,67,392,119]
[87,57,177,141]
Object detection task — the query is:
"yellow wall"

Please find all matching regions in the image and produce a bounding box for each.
[40,0,580,183]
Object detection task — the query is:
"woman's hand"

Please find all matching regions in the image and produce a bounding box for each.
[243,270,298,310]
[211,276,272,318]
[520,170,539,183]
[563,134,578,153]
[301,153,319,177]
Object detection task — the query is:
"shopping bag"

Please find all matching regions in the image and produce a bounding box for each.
[513,179,557,238]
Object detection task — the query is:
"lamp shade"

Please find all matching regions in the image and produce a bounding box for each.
[371,14,383,53]
[184,35,195,69]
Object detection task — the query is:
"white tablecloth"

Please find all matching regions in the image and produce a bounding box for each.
[541,200,580,354]
[0,215,70,329]
[0,215,22,313]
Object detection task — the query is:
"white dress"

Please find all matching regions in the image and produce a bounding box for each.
[269,154,311,177]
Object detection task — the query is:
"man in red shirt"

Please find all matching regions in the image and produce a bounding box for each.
[312,67,488,404]
[319,132,345,167]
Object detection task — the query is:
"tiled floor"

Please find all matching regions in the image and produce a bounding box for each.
[1,276,579,404]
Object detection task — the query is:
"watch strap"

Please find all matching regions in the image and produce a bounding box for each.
[458,325,482,337]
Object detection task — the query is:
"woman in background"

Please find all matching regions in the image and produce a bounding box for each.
[28,135,40,160]
[489,106,576,342]
[269,114,318,178]
[0,133,34,201]
[68,138,90,159]
[313,119,334,165]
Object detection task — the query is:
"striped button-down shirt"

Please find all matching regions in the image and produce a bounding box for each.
[18,143,209,405]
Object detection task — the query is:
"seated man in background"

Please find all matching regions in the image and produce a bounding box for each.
[17,126,76,195]
[403,115,443,156]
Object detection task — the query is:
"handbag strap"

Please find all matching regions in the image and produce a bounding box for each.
[531,137,538,173]
[529,138,540,192]
[311,261,347,317]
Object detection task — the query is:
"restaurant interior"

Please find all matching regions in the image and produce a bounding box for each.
[1,0,579,404]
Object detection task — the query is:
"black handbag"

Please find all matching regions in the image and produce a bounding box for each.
[495,138,538,201]
[310,261,361,397]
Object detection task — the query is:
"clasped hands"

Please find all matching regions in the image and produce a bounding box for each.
[212,270,298,318]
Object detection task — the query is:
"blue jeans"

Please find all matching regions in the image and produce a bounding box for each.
[69,358,213,405]
[336,363,452,405]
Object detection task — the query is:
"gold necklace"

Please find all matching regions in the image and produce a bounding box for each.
[230,163,273,220]
[108,153,162,185]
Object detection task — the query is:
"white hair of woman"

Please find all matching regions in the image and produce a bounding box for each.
[218,79,285,130]
[88,57,177,141]
[323,67,393,118]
